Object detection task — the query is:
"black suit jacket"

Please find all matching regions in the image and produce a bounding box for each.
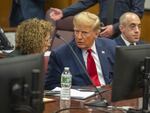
[114,35,144,46]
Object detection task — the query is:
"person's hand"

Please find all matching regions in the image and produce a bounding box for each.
[100,25,114,38]
[49,8,63,21]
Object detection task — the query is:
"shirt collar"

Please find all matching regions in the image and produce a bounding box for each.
[121,34,136,46]
[82,41,96,54]
[90,41,96,53]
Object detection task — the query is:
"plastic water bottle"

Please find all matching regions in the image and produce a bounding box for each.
[60,67,72,113]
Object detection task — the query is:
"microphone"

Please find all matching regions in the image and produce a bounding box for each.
[55,33,109,107]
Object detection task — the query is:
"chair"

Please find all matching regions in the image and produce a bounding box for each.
[56,16,74,31]
[46,9,74,49]
[51,16,74,49]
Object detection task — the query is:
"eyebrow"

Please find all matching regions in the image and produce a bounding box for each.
[74,29,90,33]
[129,22,141,25]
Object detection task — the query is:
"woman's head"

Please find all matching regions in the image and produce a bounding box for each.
[16,18,54,54]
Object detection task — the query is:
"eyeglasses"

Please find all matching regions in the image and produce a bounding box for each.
[74,30,92,37]
[128,23,141,30]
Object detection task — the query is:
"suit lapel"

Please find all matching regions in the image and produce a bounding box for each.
[95,40,109,83]
[120,37,126,45]
[73,45,85,68]
[117,36,126,46]
[71,42,91,83]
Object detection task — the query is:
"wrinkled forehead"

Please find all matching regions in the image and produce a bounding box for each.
[74,23,93,32]
[123,15,141,26]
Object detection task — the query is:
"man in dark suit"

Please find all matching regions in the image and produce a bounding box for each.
[9,0,45,27]
[114,12,144,46]
[44,12,116,90]
[48,0,145,38]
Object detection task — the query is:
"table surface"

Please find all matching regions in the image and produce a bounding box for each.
[43,86,139,113]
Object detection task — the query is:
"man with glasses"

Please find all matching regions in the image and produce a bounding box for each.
[114,12,144,46]
[45,12,117,90]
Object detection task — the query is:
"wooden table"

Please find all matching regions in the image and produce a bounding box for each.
[43,86,139,113]
[0,52,6,58]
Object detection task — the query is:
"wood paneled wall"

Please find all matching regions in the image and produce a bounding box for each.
[141,11,150,42]
[0,0,150,42]
[0,0,12,27]
[45,0,71,10]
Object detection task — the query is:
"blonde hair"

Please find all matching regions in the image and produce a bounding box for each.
[73,11,100,31]
[16,18,54,54]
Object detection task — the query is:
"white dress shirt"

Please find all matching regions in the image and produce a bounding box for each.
[82,41,106,86]
[121,35,136,46]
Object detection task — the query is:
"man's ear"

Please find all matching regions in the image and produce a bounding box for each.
[95,29,100,37]
[119,24,124,32]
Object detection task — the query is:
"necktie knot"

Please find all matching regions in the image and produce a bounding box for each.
[87,49,92,54]
[130,43,134,46]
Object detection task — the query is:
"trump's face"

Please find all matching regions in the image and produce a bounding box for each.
[74,25,98,50]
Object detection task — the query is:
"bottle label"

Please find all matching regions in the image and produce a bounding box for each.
[60,88,70,100]
[61,75,72,87]
[60,68,72,101]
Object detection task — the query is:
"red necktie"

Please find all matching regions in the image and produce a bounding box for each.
[87,49,101,86]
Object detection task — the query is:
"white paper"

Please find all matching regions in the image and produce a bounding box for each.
[43,97,55,102]
[52,87,95,99]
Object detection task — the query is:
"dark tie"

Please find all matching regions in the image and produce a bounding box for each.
[130,43,134,46]
[87,49,101,86]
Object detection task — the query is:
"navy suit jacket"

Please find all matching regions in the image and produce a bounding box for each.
[62,0,145,37]
[10,0,45,27]
[114,35,144,46]
[44,38,117,90]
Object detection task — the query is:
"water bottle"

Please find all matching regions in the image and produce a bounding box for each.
[60,67,72,113]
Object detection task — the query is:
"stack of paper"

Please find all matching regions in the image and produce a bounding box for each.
[51,87,95,99]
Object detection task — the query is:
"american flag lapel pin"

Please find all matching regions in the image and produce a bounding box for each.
[101,50,105,54]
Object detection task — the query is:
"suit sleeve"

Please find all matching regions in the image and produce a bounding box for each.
[63,0,98,18]
[44,51,63,90]
[130,0,145,18]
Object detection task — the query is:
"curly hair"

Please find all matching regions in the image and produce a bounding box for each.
[16,18,54,54]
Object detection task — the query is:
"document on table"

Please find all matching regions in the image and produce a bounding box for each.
[45,87,95,100]
[43,97,55,103]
